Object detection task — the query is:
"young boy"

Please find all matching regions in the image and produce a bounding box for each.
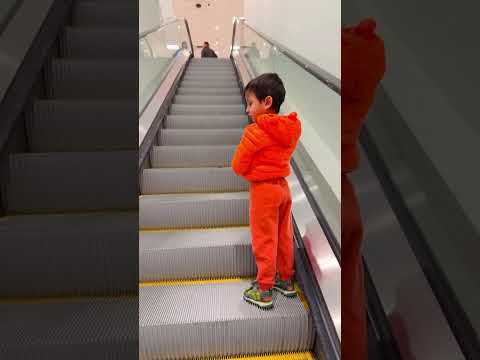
[232,73,301,309]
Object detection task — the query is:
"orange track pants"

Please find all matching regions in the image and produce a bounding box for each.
[249,178,294,291]
[342,174,367,360]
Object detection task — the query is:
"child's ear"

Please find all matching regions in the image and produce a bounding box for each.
[263,96,273,110]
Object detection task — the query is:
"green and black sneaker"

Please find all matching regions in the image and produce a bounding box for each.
[243,282,273,309]
[273,275,297,297]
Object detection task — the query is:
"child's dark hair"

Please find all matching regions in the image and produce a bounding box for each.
[244,73,285,113]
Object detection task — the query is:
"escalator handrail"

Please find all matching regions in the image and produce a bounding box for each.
[360,120,480,359]
[231,17,340,94]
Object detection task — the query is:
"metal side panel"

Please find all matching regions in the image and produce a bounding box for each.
[0,296,137,359]
[141,167,248,194]
[0,212,137,297]
[139,280,314,359]
[60,27,137,59]
[139,227,255,280]
[164,115,248,129]
[169,104,245,115]
[47,59,137,99]
[151,145,236,168]
[172,95,243,105]
[28,100,137,152]
[7,151,137,213]
[159,128,243,146]
[139,192,249,229]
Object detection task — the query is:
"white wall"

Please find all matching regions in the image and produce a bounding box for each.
[173,0,244,58]
[244,0,340,78]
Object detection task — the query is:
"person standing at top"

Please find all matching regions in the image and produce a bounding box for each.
[201,41,218,58]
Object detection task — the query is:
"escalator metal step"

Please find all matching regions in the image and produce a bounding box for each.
[173,95,242,105]
[139,280,314,359]
[139,192,249,229]
[181,80,238,88]
[61,27,136,58]
[170,104,245,115]
[28,100,137,151]
[165,115,248,129]
[185,69,236,76]
[0,212,137,297]
[0,296,137,358]
[159,129,243,146]
[177,87,240,96]
[7,151,137,213]
[72,2,137,27]
[141,167,247,194]
[151,145,236,168]
[47,59,136,99]
[139,227,255,281]
[183,74,237,82]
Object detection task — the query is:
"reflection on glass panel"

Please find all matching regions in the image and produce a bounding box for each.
[139,20,191,113]
[233,22,341,240]
[0,0,21,33]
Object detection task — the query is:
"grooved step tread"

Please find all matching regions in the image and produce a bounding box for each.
[139,280,313,359]
[141,167,247,194]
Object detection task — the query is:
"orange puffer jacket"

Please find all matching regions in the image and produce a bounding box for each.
[232,112,301,182]
[342,18,386,173]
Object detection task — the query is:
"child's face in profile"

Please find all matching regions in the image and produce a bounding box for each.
[245,91,273,121]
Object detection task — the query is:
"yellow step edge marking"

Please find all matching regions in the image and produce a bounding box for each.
[140,225,249,233]
[193,351,316,360]
[295,283,310,311]
[140,276,251,288]
[0,294,135,305]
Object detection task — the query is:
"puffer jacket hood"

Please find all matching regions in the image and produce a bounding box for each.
[256,112,301,147]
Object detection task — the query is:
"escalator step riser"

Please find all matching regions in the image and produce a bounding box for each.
[139,229,255,280]
[1,297,138,357]
[165,115,248,129]
[185,69,236,76]
[139,281,314,359]
[47,60,137,99]
[181,80,238,88]
[177,87,241,96]
[72,2,137,27]
[141,167,247,194]
[170,104,245,115]
[139,194,249,229]
[28,100,137,151]
[151,145,236,168]
[183,74,237,81]
[7,152,137,213]
[0,212,137,297]
[159,129,243,146]
[173,95,243,105]
[61,28,137,59]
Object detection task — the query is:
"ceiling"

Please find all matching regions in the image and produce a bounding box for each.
[172,0,244,58]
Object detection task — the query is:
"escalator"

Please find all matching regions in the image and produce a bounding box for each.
[139,58,315,359]
[0,0,137,357]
